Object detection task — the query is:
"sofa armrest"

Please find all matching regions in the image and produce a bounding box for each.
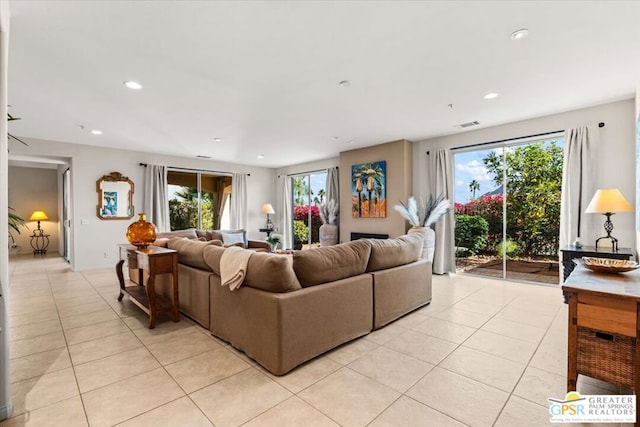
[248,240,270,251]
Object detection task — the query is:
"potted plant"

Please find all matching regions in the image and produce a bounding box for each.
[266,234,281,252]
[318,199,339,246]
[393,195,451,262]
[8,207,26,248]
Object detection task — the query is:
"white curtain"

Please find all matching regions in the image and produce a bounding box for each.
[0,2,11,420]
[325,166,339,227]
[230,173,247,230]
[143,164,170,232]
[560,124,598,251]
[325,167,339,205]
[280,175,293,249]
[427,149,456,274]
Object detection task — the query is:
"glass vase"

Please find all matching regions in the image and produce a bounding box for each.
[126,213,158,248]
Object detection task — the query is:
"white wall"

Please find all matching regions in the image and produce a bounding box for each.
[413,99,637,251]
[9,137,277,271]
[635,78,640,254]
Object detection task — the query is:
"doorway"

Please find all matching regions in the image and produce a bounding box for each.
[454,137,564,284]
[7,156,70,262]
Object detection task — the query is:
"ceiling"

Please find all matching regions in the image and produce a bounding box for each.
[6,1,640,168]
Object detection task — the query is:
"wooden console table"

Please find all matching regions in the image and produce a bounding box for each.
[563,265,640,425]
[116,244,179,329]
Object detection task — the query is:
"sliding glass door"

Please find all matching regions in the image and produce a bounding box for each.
[167,170,231,231]
[454,137,563,284]
[290,171,327,249]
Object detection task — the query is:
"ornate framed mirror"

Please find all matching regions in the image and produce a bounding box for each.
[96,171,134,220]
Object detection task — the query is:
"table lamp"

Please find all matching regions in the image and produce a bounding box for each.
[585,189,633,251]
[29,210,48,236]
[261,203,275,230]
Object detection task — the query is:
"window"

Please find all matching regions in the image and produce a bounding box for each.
[167,170,232,231]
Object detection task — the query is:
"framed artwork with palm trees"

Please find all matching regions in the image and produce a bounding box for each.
[351,161,386,218]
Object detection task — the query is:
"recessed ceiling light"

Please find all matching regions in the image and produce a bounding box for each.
[510,29,529,40]
[484,93,499,100]
[91,129,103,135]
[339,80,351,87]
[257,154,265,159]
[124,81,143,90]
[214,138,222,142]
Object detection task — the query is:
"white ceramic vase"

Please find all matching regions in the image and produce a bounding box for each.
[319,224,339,247]
[408,226,435,262]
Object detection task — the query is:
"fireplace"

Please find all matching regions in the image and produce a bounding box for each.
[351,232,389,241]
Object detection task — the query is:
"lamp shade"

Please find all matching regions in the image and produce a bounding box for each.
[585,189,633,214]
[29,210,48,221]
[261,203,275,215]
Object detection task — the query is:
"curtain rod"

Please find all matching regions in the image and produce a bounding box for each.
[439,122,605,153]
[139,162,248,176]
[278,166,338,179]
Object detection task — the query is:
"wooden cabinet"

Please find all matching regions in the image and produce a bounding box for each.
[116,244,179,329]
[563,266,640,425]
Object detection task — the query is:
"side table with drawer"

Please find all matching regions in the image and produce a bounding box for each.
[562,265,640,425]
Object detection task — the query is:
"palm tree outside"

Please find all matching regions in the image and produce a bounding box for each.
[469,180,480,200]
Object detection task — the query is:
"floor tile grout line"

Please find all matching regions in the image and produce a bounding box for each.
[386,280,553,426]
[44,266,94,427]
[84,267,228,426]
[6,257,569,425]
[489,298,565,426]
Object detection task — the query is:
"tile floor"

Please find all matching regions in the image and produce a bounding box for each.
[0,253,630,426]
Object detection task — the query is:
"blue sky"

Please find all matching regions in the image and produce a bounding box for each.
[454,148,500,204]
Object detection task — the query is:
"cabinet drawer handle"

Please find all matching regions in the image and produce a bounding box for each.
[595,331,614,341]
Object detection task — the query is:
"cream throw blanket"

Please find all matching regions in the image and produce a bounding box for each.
[220,246,253,291]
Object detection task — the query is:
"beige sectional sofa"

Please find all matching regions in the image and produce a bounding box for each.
[140,228,269,328]
[155,233,432,375]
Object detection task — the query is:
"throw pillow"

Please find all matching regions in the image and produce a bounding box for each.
[366,234,423,272]
[220,231,246,248]
[212,229,248,248]
[292,239,372,287]
[244,252,301,292]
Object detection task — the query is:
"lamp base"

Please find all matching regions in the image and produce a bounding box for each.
[594,235,618,252]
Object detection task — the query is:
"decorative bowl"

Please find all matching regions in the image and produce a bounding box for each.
[575,257,640,274]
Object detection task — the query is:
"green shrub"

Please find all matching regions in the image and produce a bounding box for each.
[293,220,308,243]
[496,240,520,258]
[455,214,488,255]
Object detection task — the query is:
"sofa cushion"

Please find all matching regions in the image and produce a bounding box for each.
[292,239,372,287]
[167,238,220,270]
[366,234,423,272]
[245,252,302,293]
[203,247,301,293]
[203,245,226,275]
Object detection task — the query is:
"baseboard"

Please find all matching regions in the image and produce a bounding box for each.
[0,402,13,420]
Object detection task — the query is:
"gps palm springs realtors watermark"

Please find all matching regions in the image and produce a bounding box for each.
[548,392,635,423]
